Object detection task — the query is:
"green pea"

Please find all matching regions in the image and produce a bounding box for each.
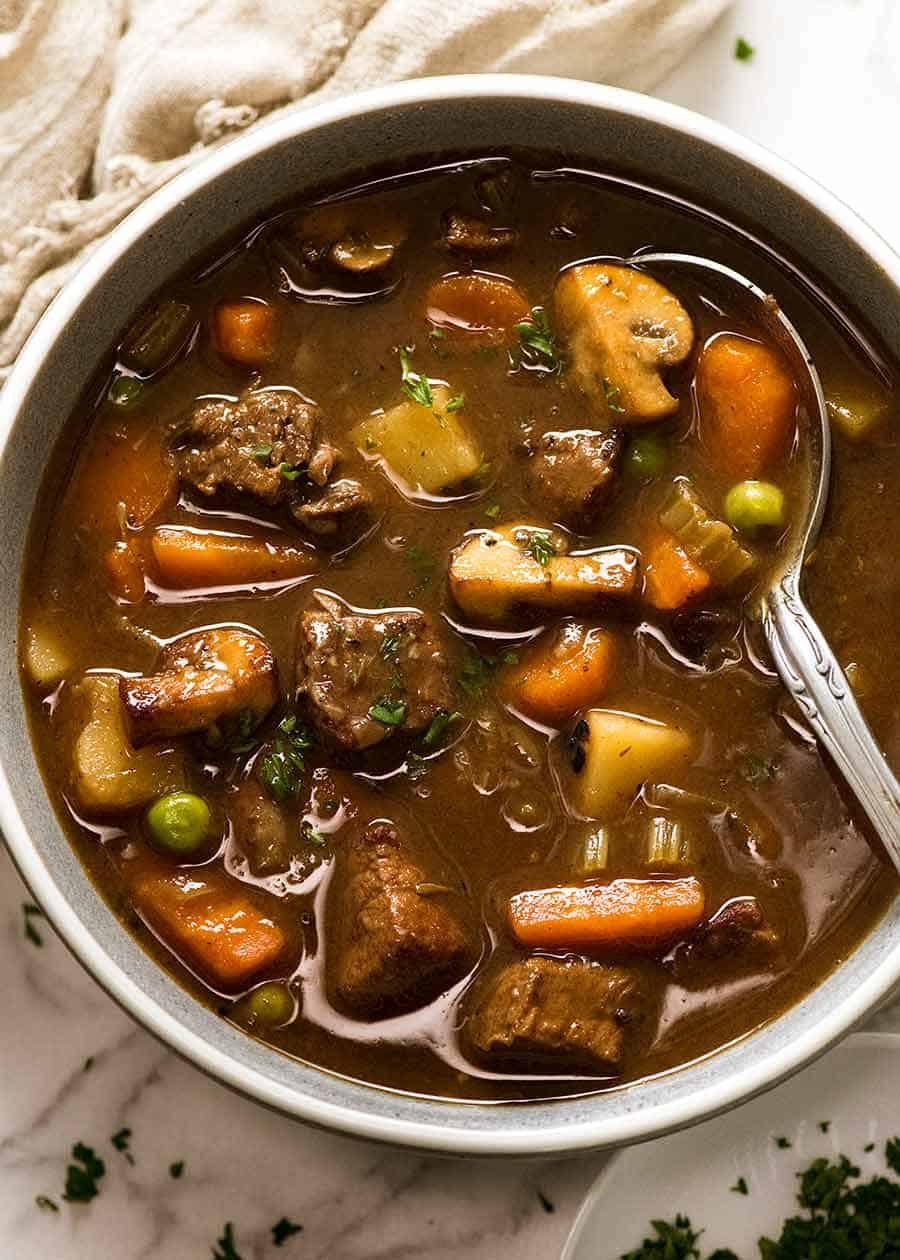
[107,374,144,408]
[146,791,211,856]
[625,435,667,481]
[724,480,785,532]
[237,982,295,1029]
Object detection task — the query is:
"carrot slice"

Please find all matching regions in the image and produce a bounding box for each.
[212,298,276,366]
[508,877,705,951]
[501,622,616,726]
[128,861,294,991]
[104,537,147,603]
[696,333,796,479]
[425,273,530,345]
[150,526,317,589]
[70,422,176,532]
[643,531,711,610]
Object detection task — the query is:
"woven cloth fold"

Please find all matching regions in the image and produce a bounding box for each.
[0,0,730,377]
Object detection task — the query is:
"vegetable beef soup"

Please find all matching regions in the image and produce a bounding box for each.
[19,157,900,1101]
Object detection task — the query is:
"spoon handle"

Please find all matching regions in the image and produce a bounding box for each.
[763,573,900,858]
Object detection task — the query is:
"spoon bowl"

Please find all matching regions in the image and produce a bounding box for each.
[635,250,900,865]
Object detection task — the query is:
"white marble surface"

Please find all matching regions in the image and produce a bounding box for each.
[4,2,900,1256]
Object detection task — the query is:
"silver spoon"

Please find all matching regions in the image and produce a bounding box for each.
[632,251,900,866]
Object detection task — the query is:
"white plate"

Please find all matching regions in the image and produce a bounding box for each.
[564,1032,900,1259]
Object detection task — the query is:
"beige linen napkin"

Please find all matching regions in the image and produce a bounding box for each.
[0,0,730,377]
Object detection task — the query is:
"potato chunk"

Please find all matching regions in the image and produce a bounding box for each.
[23,622,71,689]
[555,263,694,422]
[449,524,639,622]
[72,676,183,814]
[568,709,693,821]
[351,385,481,494]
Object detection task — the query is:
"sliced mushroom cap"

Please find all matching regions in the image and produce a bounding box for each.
[120,627,279,746]
[440,211,518,256]
[448,523,639,622]
[555,263,695,422]
[297,203,407,274]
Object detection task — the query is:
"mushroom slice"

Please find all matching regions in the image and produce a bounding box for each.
[297,203,407,274]
[440,211,518,256]
[120,627,279,746]
[448,523,639,623]
[555,263,695,422]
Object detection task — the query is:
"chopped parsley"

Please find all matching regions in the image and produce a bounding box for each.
[484,502,501,519]
[819,1121,831,1134]
[83,1056,94,1072]
[380,633,402,662]
[524,530,557,567]
[229,708,263,755]
[602,376,626,413]
[515,306,561,371]
[212,1222,243,1260]
[399,347,434,408]
[301,821,326,846]
[406,752,428,781]
[272,1217,304,1246]
[251,444,273,462]
[111,1127,133,1163]
[259,715,314,803]
[536,1189,556,1213]
[775,1136,792,1150]
[621,1214,718,1260]
[22,902,43,946]
[406,543,435,593]
[35,1195,58,1213]
[415,881,452,896]
[445,392,465,412]
[63,1142,106,1203]
[169,1160,185,1179]
[742,753,777,786]
[369,697,407,727]
[886,1137,900,1173]
[734,36,755,62]
[730,1176,748,1195]
[459,649,518,699]
[422,709,462,748]
[279,462,303,481]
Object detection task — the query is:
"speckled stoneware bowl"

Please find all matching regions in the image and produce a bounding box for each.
[2,76,899,1157]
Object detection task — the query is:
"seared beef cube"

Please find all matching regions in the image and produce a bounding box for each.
[331,821,473,1016]
[692,897,779,960]
[293,478,373,535]
[295,594,453,752]
[525,429,624,533]
[231,778,292,875]
[441,210,518,256]
[177,390,321,505]
[469,957,643,1073]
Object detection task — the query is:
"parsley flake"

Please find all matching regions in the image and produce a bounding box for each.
[445,392,465,412]
[272,1217,304,1246]
[734,36,755,62]
[730,1176,748,1195]
[369,697,407,727]
[399,347,434,408]
[35,1195,58,1213]
[169,1160,185,1179]
[422,709,462,748]
[63,1142,106,1203]
[602,376,626,413]
[111,1127,133,1163]
[301,821,326,846]
[259,715,314,803]
[514,306,561,372]
[775,1135,792,1149]
[406,543,435,593]
[23,902,43,946]
[484,502,501,519]
[742,753,777,785]
[251,444,273,463]
[523,530,557,567]
[279,463,303,481]
[212,1222,243,1260]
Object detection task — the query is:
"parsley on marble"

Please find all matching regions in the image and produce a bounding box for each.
[22,902,43,946]
[212,1222,243,1260]
[35,1195,58,1213]
[734,36,755,62]
[63,1142,106,1203]
[272,1217,304,1246]
[111,1127,134,1163]
[169,1160,185,1179]
[536,1189,555,1213]
[730,1176,748,1195]
[775,1136,792,1150]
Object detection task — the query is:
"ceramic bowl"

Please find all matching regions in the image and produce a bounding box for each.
[2,75,899,1156]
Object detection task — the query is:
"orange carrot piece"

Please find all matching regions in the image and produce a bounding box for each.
[696,333,796,479]
[129,862,293,991]
[501,622,616,726]
[508,877,705,952]
[150,526,318,589]
[71,423,176,532]
[425,273,530,345]
[212,298,276,366]
[103,537,147,603]
[643,532,711,611]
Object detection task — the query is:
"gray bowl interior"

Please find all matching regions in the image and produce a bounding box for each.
[2,81,899,1154]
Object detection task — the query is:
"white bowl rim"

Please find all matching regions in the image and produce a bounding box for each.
[2,72,899,1156]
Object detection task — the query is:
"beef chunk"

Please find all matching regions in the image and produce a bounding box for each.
[295,594,453,752]
[441,210,518,256]
[669,606,740,660]
[469,957,643,1073]
[525,428,624,533]
[692,897,779,960]
[231,778,292,876]
[177,389,322,506]
[293,478,373,535]
[330,821,473,1016]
